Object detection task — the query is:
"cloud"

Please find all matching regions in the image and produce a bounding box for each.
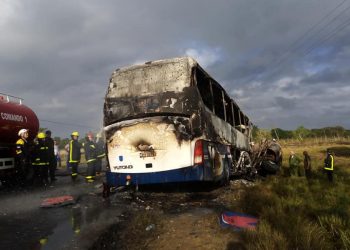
[41,98,66,110]
[274,96,298,110]
[1,0,349,136]
[0,0,18,26]
[185,47,222,68]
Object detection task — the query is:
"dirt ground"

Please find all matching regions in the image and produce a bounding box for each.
[93,180,253,250]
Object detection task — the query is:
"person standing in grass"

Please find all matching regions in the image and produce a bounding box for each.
[289,151,301,176]
[324,149,334,182]
[303,151,312,179]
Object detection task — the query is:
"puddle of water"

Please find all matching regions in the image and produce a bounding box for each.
[36,203,106,250]
[34,206,81,250]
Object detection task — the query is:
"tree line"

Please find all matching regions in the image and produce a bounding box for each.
[252,126,350,141]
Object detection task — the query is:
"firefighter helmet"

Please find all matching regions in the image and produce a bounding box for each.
[18,128,28,136]
[71,131,79,137]
[37,132,46,139]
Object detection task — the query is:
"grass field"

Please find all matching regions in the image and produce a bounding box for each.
[233,139,350,249]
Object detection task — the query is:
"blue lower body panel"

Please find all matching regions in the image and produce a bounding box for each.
[106,165,204,186]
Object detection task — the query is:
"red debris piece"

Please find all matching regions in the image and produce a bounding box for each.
[220,211,258,230]
[40,195,75,208]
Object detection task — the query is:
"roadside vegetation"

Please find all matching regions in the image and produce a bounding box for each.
[233,138,350,250]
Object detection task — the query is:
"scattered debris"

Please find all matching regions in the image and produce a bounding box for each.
[230,179,255,187]
[145,224,155,231]
[136,197,145,203]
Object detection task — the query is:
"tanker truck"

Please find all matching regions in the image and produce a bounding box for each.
[0,93,39,186]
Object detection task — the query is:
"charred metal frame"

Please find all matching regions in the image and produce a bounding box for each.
[104,57,252,149]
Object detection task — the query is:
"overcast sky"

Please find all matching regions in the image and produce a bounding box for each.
[1,0,349,138]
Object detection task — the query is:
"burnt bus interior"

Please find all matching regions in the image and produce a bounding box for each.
[195,66,252,166]
[195,67,250,135]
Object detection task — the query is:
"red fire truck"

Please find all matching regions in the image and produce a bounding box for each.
[0,93,39,185]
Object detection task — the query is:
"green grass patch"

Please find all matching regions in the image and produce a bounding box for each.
[231,143,350,249]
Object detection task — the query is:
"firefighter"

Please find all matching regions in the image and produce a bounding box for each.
[15,129,31,186]
[95,133,105,176]
[32,132,49,186]
[324,149,334,182]
[45,130,57,182]
[69,131,81,181]
[83,132,97,183]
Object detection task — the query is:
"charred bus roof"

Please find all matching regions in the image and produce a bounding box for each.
[104,56,251,129]
[106,57,198,98]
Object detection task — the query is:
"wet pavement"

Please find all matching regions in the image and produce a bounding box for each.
[0,170,254,250]
[0,170,128,250]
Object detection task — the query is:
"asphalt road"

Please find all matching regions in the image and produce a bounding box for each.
[0,165,251,250]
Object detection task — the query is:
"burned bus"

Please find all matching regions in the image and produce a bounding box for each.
[104,57,253,187]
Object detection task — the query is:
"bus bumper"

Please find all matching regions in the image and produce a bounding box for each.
[106,165,204,186]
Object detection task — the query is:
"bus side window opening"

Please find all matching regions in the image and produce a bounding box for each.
[196,69,213,112]
[224,94,233,126]
[233,103,241,130]
[212,83,225,120]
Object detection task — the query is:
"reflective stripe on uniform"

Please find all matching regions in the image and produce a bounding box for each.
[16,139,24,154]
[16,139,24,145]
[71,173,78,176]
[324,155,334,171]
[85,176,94,179]
[34,163,49,166]
[69,140,73,162]
[97,153,105,158]
[87,158,96,163]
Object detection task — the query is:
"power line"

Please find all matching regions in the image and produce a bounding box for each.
[272,3,350,67]
[303,14,350,57]
[264,9,350,78]
[243,0,349,83]
[277,0,348,62]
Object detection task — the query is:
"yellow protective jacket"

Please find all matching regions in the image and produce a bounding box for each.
[16,138,30,160]
[83,140,97,163]
[324,154,334,171]
[32,139,49,166]
[69,139,81,163]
